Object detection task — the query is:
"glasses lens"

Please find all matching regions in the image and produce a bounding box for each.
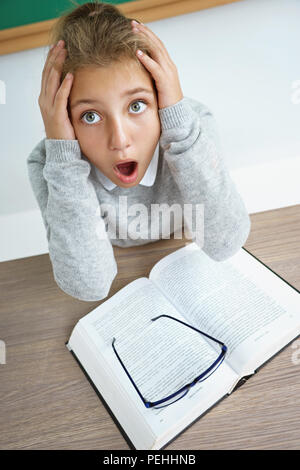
[151,387,190,409]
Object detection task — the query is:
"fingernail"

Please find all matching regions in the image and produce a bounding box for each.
[132,20,139,26]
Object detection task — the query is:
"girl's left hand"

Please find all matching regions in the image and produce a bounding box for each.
[131,20,184,110]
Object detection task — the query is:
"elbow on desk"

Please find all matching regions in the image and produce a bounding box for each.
[53,265,118,302]
[202,212,251,262]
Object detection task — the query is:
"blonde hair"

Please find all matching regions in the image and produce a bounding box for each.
[48,0,154,85]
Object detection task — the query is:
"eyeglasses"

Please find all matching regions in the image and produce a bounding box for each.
[112,314,227,409]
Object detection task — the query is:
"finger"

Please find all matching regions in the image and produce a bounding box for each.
[40,43,59,93]
[46,48,68,107]
[40,45,55,97]
[40,41,65,99]
[54,72,73,110]
[132,23,172,64]
[136,50,162,82]
[134,22,164,47]
[44,43,66,94]
[132,22,167,57]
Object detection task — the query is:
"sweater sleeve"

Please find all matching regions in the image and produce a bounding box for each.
[26,138,117,301]
[158,97,251,261]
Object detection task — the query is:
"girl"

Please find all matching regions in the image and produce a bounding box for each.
[27,1,251,301]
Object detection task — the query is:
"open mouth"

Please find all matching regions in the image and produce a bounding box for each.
[113,161,139,183]
[115,161,137,176]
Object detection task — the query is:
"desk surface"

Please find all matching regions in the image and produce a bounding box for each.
[0,204,299,450]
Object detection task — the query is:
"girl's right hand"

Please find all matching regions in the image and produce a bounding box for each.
[38,40,76,140]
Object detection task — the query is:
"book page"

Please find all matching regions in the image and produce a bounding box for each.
[69,318,237,449]
[77,276,237,433]
[149,243,300,375]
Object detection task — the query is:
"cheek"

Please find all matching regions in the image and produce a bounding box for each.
[147,111,161,137]
[70,119,99,144]
[139,109,160,131]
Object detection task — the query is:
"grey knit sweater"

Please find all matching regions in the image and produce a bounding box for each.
[27,96,251,301]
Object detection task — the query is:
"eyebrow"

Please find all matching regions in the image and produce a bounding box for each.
[70,87,153,109]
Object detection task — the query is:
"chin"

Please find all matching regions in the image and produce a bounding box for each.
[116,179,140,188]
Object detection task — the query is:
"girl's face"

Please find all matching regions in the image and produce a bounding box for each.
[69,59,161,188]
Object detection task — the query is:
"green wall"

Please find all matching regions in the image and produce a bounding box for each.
[0,0,135,30]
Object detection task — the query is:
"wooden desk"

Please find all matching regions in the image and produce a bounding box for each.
[0,205,299,450]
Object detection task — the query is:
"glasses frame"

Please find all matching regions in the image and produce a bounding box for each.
[112,314,227,409]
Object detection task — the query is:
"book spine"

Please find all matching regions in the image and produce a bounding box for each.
[232,374,254,392]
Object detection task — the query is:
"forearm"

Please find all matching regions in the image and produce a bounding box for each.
[159,98,251,261]
[27,138,51,241]
[28,138,117,301]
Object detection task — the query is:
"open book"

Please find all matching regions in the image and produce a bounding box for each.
[66,242,300,450]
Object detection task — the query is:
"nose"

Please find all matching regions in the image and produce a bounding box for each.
[108,117,131,153]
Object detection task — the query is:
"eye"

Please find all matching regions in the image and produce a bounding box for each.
[81,111,101,125]
[129,100,147,114]
[80,100,148,125]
